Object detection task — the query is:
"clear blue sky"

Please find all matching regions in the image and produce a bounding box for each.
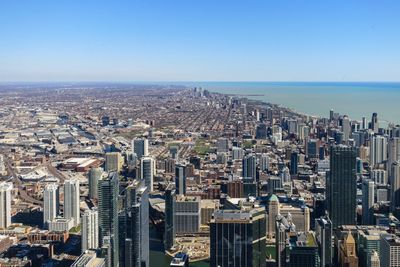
[0,0,399,82]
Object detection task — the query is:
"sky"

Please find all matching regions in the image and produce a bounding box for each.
[0,0,399,82]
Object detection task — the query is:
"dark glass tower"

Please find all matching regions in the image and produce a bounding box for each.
[243,154,257,181]
[98,172,120,267]
[164,184,176,250]
[327,145,357,228]
[290,151,298,175]
[123,180,149,267]
[175,164,186,195]
[210,207,266,267]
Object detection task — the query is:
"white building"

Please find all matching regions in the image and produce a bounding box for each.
[48,217,74,232]
[81,209,99,252]
[43,183,59,229]
[64,179,80,227]
[0,182,12,229]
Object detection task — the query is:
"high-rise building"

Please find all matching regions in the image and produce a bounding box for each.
[290,151,298,175]
[327,145,357,228]
[98,172,119,267]
[174,196,200,234]
[380,234,400,267]
[342,115,351,142]
[388,138,400,176]
[105,152,123,172]
[371,169,388,185]
[0,182,12,229]
[140,157,154,192]
[267,194,280,238]
[315,216,332,267]
[132,138,149,160]
[88,167,103,200]
[362,179,375,225]
[339,232,358,267]
[371,113,379,133]
[288,232,320,267]
[358,228,385,267]
[242,154,257,181]
[307,139,319,159]
[43,183,59,229]
[256,123,267,139]
[370,250,380,267]
[217,138,229,152]
[260,153,269,171]
[164,184,176,250]
[370,135,388,167]
[391,161,400,216]
[123,180,149,267]
[64,179,80,227]
[210,207,266,267]
[81,208,99,252]
[175,163,186,195]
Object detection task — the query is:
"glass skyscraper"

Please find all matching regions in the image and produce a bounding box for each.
[327,145,357,228]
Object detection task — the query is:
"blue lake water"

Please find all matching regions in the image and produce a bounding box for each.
[178,82,400,124]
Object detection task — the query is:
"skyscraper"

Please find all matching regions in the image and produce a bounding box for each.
[388,137,400,176]
[98,172,119,267]
[132,138,149,160]
[0,182,12,229]
[315,216,332,267]
[210,207,266,267]
[242,154,257,181]
[370,135,387,167]
[88,167,103,200]
[380,234,400,267]
[267,194,280,238]
[362,179,375,225]
[43,183,59,228]
[391,161,400,216]
[105,152,123,172]
[164,184,176,250]
[64,179,80,227]
[371,113,379,132]
[123,180,149,267]
[290,151,298,176]
[140,157,154,192]
[175,163,186,195]
[327,145,357,228]
[81,208,99,252]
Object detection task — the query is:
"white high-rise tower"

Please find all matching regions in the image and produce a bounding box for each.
[64,179,80,227]
[43,183,59,228]
[0,182,12,229]
[81,208,99,252]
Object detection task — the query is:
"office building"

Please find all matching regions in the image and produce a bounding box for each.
[380,234,400,267]
[175,163,186,195]
[88,167,103,200]
[288,232,320,267]
[256,123,267,139]
[290,151,298,175]
[81,208,99,252]
[0,183,12,229]
[327,145,357,227]
[105,152,123,172]
[174,196,200,234]
[371,113,379,133]
[391,161,400,215]
[164,184,176,250]
[140,157,154,192]
[64,179,80,227]
[339,232,359,267]
[315,216,332,267]
[132,138,149,160]
[123,180,149,267]
[43,183,59,229]
[362,179,375,225]
[267,194,280,238]
[388,138,400,176]
[370,135,388,167]
[358,229,384,267]
[98,172,119,267]
[242,154,257,181]
[371,169,388,186]
[217,138,229,152]
[210,207,266,267]
[307,139,319,159]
